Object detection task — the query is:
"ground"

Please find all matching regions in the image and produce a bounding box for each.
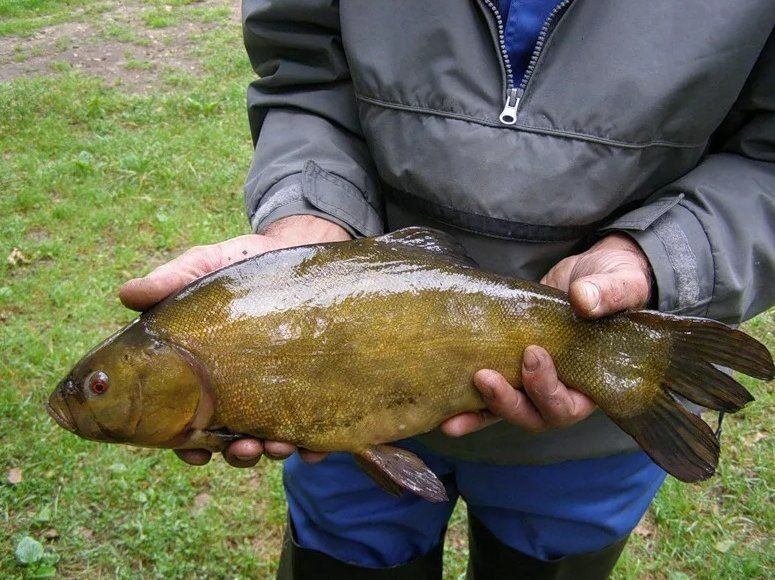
[1,1,773,578]
[0,1,239,89]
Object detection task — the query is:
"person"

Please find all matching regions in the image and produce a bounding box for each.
[120,1,775,577]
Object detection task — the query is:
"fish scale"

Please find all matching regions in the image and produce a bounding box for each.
[48,227,773,501]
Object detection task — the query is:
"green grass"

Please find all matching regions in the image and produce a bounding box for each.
[0,0,85,18]
[1,1,773,578]
[0,1,111,36]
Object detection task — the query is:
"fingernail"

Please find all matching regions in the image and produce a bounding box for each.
[523,349,541,372]
[581,282,600,311]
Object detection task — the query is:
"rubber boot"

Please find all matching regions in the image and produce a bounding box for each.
[276,522,444,580]
[466,513,628,580]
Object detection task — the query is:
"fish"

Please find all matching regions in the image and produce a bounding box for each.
[47,227,774,502]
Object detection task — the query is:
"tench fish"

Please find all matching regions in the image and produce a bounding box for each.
[47,227,774,502]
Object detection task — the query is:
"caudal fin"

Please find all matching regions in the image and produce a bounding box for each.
[616,313,773,483]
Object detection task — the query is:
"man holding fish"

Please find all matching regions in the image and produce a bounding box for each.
[118,1,775,578]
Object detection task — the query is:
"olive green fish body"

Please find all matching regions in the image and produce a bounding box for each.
[143,236,662,452]
[49,228,774,500]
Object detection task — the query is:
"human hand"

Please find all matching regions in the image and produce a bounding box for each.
[119,215,351,311]
[442,233,653,437]
[119,214,350,466]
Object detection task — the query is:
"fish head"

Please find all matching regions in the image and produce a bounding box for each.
[48,319,208,448]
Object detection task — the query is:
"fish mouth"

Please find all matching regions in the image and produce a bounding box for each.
[46,391,77,433]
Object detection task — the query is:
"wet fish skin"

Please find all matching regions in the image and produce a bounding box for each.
[48,228,774,500]
[144,236,659,451]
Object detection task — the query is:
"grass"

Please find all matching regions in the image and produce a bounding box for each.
[1,1,773,578]
[0,1,111,37]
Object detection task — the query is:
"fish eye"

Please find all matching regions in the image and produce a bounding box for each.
[86,371,110,396]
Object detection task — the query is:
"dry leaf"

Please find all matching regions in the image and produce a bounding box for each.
[6,248,30,267]
[633,512,656,539]
[747,431,768,445]
[191,492,210,516]
[7,467,22,485]
[42,529,59,540]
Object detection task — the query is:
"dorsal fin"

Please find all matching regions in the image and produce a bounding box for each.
[375,227,478,268]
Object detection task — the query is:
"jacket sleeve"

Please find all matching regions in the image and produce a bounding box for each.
[242,0,384,237]
[601,32,775,324]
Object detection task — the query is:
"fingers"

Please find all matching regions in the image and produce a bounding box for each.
[298,449,329,464]
[568,269,650,319]
[119,244,223,311]
[443,346,596,438]
[263,441,327,464]
[475,369,546,431]
[440,408,500,437]
[521,346,596,428]
[120,268,195,311]
[540,255,577,292]
[441,369,539,437]
[119,235,276,312]
[542,233,653,319]
[220,438,264,468]
[175,439,319,469]
[174,449,212,466]
[263,440,297,460]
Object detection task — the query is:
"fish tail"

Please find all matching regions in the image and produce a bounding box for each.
[614,313,773,483]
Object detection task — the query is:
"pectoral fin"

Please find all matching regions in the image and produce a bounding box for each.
[355,455,404,498]
[173,428,246,452]
[355,445,449,503]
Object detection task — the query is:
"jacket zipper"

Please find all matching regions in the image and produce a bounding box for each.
[480,0,518,124]
[482,0,574,125]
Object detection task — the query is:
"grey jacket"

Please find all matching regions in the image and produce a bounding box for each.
[241,0,775,464]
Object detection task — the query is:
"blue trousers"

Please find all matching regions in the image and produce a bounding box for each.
[284,440,666,568]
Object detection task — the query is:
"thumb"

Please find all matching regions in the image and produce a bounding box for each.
[569,270,650,319]
[119,244,224,311]
[119,235,278,312]
[119,267,197,312]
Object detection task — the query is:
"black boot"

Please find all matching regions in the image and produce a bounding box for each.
[276,522,444,580]
[466,513,628,580]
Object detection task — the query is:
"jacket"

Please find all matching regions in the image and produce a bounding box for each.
[241,0,775,464]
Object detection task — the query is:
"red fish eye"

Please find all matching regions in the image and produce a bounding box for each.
[88,372,109,395]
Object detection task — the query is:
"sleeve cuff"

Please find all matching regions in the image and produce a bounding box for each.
[601,199,714,315]
[249,175,358,237]
[247,161,383,237]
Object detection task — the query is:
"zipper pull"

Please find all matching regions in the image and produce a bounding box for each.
[499,88,520,125]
